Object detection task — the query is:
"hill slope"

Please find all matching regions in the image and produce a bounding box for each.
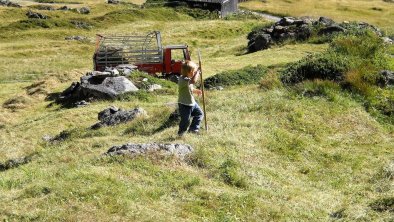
[0,1,393,221]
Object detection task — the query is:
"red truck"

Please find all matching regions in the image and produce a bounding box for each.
[93,31,191,77]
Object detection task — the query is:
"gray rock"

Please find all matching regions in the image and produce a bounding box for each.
[299,16,315,25]
[318,25,345,35]
[58,6,70,11]
[318,16,335,26]
[26,10,48,19]
[42,135,53,142]
[148,84,162,92]
[71,20,91,29]
[98,106,119,121]
[80,76,139,99]
[296,24,312,40]
[74,100,89,107]
[0,0,21,7]
[78,7,90,14]
[108,0,120,4]
[92,106,146,128]
[104,67,120,76]
[382,37,393,44]
[115,64,137,76]
[65,36,87,41]
[105,143,193,159]
[278,17,295,26]
[249,33,272,52]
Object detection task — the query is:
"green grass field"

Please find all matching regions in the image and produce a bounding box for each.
[0,1,393,221]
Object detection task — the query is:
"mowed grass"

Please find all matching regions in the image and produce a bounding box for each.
[0,1,393,221]
[241,0,394,34]
[1,85,393,220]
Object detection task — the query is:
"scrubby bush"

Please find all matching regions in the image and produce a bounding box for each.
[204,65,267,88]
[281,30,394,120]
[281,52,350,84]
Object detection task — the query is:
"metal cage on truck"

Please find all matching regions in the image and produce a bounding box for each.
[93,31,190,76]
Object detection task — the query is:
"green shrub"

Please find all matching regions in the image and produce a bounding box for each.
[281,52,350,84]
[204,65,267,88]
[281,31,393,119]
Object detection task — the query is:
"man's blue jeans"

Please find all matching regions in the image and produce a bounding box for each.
[178,103,204,135]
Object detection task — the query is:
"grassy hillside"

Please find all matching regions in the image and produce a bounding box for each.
[1,0,393,221]
[240,0,394,34]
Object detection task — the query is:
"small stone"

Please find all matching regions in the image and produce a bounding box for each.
[65,36,87,41]
[58,6,70,11]
[382,37,393,44]
[74,100,89,107]
[42,135,53,142]
[78,7,90,14]
[319,16,335,26]
[148,84,162,92]
[105,143,194,159]
[108,0,120,4]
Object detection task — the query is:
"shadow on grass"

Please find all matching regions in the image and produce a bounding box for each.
[124,111,179,136]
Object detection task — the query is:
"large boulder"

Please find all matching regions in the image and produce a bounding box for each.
[80,75,138,99]
[59,67,139,103]
[248,33,272,52]
[92,106,146,129]
[105,143,194,159]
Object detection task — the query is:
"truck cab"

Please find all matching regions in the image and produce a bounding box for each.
[163,45,191,75]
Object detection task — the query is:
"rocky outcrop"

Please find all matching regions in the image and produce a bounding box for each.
[247,16,384,52]
[26,10,49,19]
[91,106,146,129]
[0,0,21,7]
[60,69,139,102]
[105,143,194,159]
